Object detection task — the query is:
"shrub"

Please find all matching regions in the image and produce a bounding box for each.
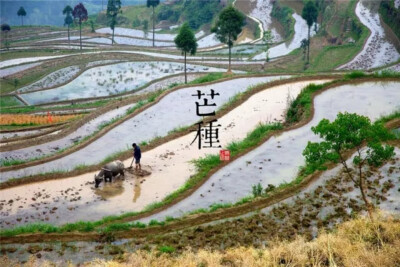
[252,183,263,197]
[158,245,175,254]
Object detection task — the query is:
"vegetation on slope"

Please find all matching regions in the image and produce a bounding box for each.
[158,0,223,30]
[271,0,295,39]
[94,0,224,31]
[379,0,400,41]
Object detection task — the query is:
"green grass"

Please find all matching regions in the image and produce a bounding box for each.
[74,164,89,171]
[286,71,400,125]
[344,70,367,79]
[0,105,38,114]
[168,125,190,135]
[189,73,230,85]
[285,83,325,123]
[0,96,23,108]
[148,219,165,227]
[158,245,175,254]
[100,150,127,165]
[308,43,368,72]
[101,221,146,234]
[0,158,27,167]
[375,110,400,124]
[227,123,283,156]
[0,99,111,115]
[372,70,400,79]
[1,68,64,96]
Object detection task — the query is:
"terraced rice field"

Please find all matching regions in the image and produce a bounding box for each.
[0,3,399,264]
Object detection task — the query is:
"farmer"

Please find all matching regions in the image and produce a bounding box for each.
[132,143,141,171]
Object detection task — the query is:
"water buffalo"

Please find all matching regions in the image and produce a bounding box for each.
[94,160,125,188]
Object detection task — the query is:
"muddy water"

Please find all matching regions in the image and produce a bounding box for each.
[141,81,400,222]
[1,74,220,161]
[0,129,42,140]
[114,36,174,47]
[17,66,80,93]
[0,76,288,182]
[205,45,264,55]
[0,77,312,227]
[20,62,232,105]
[197,34,222,49]
[0,51,247,73]
[0,55,78,68]
[261,147,400,216]
[338,1,400,70]
[0,51,223,70]
[96,27,205,42]
[0,63,43,78]
[383,63,400,72]
[1,103,136,162]
[252,13,317,60]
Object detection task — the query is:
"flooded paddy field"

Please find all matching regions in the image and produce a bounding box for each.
[96,27,205,42]
[2,149,398,265]
[248,0,283,42]
[261,148,400,218]
[252,13,317,60]
[16,66,81,94]
[0,63,43,78]
[1,79,320,227]
[1,1,400,263]
[142,81,400,222]
[338,0,400,70]
[1,103,135,162]
[0,129,44,141]
[0,76,288,181]
[18,61,233,105]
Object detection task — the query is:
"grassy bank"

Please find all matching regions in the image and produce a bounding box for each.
[0,95,23,108]
[0,99,111,115]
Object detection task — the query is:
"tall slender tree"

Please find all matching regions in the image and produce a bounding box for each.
[147,0,160,47]
[17,7,27,26]
[107,0,122,45]
[212,6,245,73]
[63,5,73,46]
[174,23,197,84]
[301,1,318,64]
[72,3,88,51]
[1,24,11,50]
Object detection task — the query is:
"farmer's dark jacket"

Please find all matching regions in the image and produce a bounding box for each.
[134,146,141,159]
